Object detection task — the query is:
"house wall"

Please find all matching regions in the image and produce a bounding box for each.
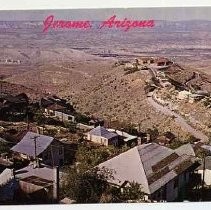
[54,111,75,122]
[87,134,119,146]
[166,172,190,202]
[0,168,14,186]
[166,179,178,201]
[19,180,44,194]
[18,181,53,202]
[198,169,211,185]
[44,109,75,123]
[87,134,108,146]
[108,137,119,147]
[42,143,64,166]
[150,172,190,202]
[0,179,18,201]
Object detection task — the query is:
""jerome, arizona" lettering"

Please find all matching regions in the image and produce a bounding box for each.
[43,15,155,33]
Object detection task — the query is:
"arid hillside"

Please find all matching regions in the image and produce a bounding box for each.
[1,49,191,139]
[0,80,47,101]
[1,19,211,140]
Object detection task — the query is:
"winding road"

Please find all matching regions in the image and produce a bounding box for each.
[147,92,209,142]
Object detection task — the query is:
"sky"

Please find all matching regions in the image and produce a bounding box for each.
[0,7,210,21]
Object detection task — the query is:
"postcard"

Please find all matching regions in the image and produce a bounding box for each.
[0,5,211,206]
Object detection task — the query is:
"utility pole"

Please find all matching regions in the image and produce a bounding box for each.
[31,135,40,168]
[201,155,206,201]
[26,108,29,130]
[53,166,59,203]
[50,145,55,167]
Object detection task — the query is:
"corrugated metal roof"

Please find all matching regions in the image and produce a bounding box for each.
[15,164,63,181]
[175,143,196,157]
[98,143,197,195]
[89,126,118,139]
[149,171,177,193]
[11,131,54,158]
[138,144,173,177]
[98,147,150,194]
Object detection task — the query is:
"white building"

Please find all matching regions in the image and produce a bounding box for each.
[44,104,75,123]
[196,156,211,186]
[87,126,119,146]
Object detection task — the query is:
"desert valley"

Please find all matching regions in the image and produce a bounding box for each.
[1,8,211,204]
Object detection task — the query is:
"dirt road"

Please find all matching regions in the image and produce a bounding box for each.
[147,94,209,142]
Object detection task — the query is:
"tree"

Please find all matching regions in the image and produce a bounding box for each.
[61,166,114,203]
[0,141,10,154]
[61,166,144,203]
[63,121,77,133]
[34,110,46,125]
[75,113,90,124]
[75,144,130,172]
[117,182,145,202]
[75,145,111,172]
[146,127,159,140]
[195,147,210,159]
[45,129,57,137]
[185,135,200,144]
[169,140,184,149]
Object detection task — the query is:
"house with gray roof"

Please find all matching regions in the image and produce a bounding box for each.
[44,103,75,123]
[15,164,56,203]
[196,156,211,186]
[98,143,199,202]
[87,126,119,146]
[11,132,64,167]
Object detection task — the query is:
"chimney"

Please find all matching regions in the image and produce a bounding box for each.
[53,166,59,203]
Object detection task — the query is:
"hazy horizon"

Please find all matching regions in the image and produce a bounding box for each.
[0,7,210,21]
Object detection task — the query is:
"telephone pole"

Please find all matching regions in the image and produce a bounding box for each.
[201,155,206,201]
[31,135,40,168]
[26,108,30,130]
